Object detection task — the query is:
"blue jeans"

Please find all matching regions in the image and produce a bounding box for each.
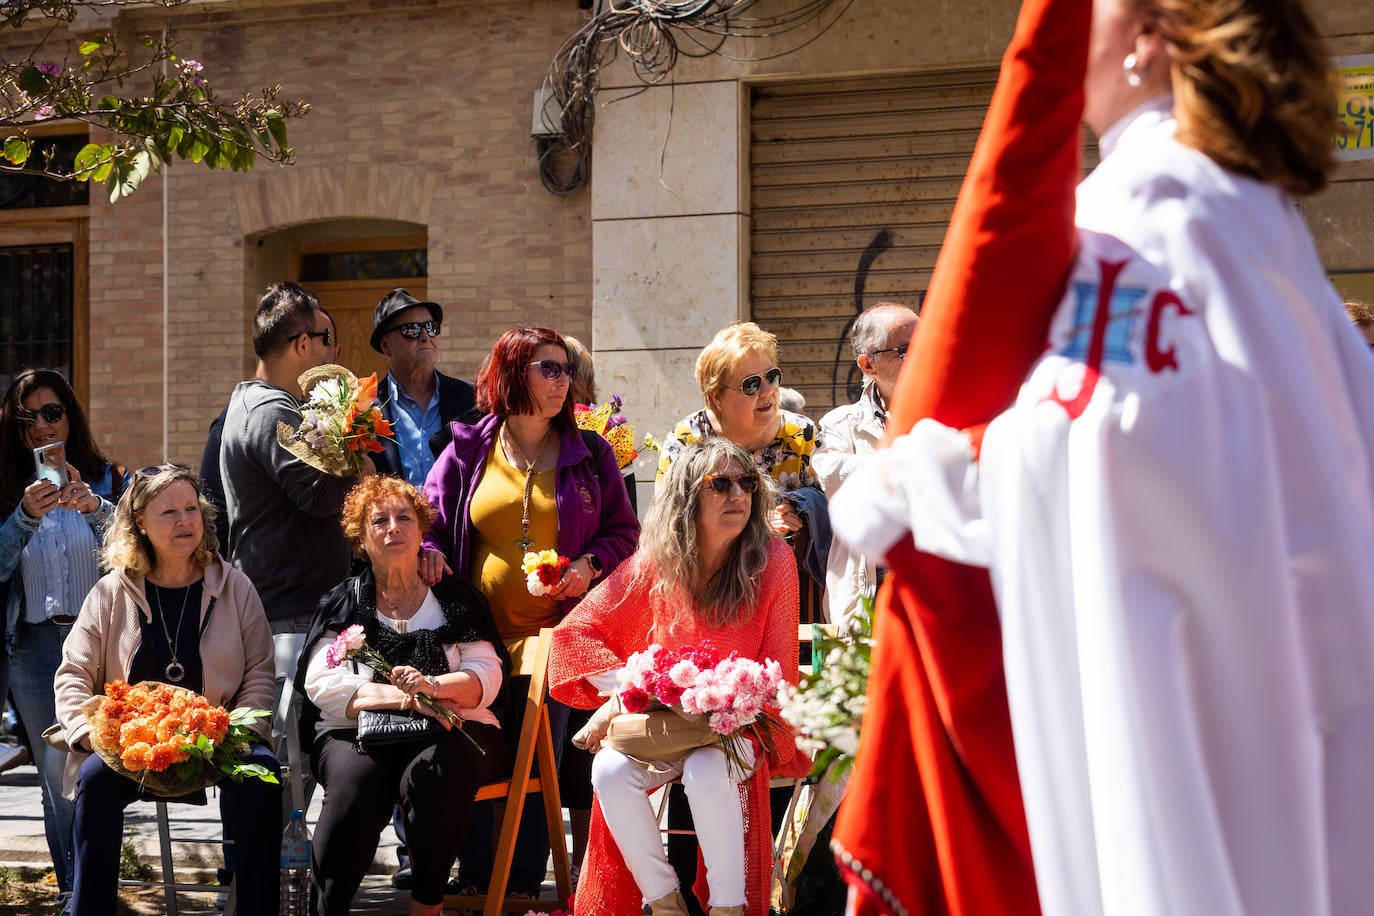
[10,619,74,892]
[458,682,570,895]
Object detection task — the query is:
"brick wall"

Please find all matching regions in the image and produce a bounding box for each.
[75,0,592,467]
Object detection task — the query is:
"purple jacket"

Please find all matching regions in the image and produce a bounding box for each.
[422,412,640,614]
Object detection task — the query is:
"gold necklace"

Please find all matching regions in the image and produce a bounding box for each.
[505,423,553,550]
[377,581,424,617]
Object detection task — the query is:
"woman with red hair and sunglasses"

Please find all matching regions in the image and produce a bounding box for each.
[0,368,127,906]
[420,324,639,899]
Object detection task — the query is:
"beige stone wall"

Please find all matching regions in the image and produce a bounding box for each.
[64,0,593,467]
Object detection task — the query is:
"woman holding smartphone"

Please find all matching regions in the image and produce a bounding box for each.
[0,369,126,906]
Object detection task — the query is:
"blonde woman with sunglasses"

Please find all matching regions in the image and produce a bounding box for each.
[0,368,128,905]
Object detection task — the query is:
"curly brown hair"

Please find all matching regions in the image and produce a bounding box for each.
[340,476,437,557]
[1134,0,1340,196]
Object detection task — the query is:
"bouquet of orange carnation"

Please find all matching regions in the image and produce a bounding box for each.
[277,364,395,477]
[80,679,277,797]
[574,395,639,470]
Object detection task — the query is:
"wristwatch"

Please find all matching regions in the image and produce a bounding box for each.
[582,553,603,579]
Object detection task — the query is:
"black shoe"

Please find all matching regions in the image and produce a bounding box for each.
[391,862,413,890]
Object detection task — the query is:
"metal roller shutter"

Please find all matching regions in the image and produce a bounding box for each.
[750,70,998,415]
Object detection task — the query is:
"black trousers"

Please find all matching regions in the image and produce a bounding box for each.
[310,722,508,913]
[71,744,282,916]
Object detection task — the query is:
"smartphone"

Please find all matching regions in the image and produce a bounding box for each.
[33,442,69,489]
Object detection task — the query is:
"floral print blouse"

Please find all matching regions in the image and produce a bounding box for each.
[655,408,820,491]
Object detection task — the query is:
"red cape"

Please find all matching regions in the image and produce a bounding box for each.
[831,0,1088,912]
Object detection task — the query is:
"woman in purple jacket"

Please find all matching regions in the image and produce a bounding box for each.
[421,324,639,898]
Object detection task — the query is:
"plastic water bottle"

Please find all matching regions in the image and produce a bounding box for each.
[279,808,312,915]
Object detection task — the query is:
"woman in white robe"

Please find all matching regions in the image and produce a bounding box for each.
[833,1,1374,914]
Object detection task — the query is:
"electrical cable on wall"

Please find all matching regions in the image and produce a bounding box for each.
[536,0,853,195]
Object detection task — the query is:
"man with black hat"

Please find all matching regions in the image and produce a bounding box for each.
[370,288,477,487]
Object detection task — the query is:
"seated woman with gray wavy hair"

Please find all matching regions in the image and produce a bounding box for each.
[550,438,809,916]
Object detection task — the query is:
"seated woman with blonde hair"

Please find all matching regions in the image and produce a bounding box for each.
[551,438,808,916]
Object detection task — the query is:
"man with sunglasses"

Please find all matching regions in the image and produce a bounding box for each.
[369,289,477,490]
[219,282,368,634]
[813,301,918,632]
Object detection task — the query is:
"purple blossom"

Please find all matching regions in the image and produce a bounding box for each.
[33,105,54,121]
[35,60,60,78]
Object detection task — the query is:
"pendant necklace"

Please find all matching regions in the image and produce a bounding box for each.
[505,423,552,551]
[152,582,193,684]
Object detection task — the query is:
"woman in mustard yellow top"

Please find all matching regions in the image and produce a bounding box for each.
[421,324,639,898]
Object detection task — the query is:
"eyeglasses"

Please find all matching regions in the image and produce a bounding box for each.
[529,360,577,381]
[703,474,760,495]
[15,402,66,426]
[301,328,333,347]
[733,367,782,397]
[868,344,909,361]
[389,320,440,340]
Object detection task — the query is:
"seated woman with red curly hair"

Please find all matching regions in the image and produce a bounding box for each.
[296,475,510,916]
[53,465,280,916]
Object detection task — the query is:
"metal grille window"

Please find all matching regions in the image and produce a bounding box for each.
[0,136,90,209]
[0,243,75,390]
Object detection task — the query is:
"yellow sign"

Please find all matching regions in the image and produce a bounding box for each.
[1335,55,1374,161]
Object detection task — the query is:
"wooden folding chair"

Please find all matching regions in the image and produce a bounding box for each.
[445,627,573,915]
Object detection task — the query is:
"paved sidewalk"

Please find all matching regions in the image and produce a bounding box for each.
[0,761,569,914]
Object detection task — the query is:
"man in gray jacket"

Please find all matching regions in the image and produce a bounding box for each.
[220,282,370,633]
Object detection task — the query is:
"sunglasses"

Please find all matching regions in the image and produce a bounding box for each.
[135,462,194,481]
[734,367,782,397]
[869,344,909,361]
[16,402,66,425]
[389,320,440,340]
[300,328,333,347]
[703,474,760,495]
[529,359,577,381]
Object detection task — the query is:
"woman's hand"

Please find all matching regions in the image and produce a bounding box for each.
[407,692,455,730]
[571,697,621,753]
[388,665,439,699]
[60,465,100,514]
[418,548,452,586]
[769,501,804,538]
[20,477,61,519]
[548,556,595,600]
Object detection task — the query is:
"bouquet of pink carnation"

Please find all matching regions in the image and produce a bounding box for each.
[619,642,785,775]
[324,624,483,754]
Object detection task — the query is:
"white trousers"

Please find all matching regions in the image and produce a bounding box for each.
[591,744,755,907]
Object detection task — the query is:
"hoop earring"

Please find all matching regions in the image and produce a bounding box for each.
[1123,52,1144,88]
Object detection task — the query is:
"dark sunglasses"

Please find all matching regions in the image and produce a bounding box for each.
[389,320,440,340]
[735,367,782,397]
[301,328,333,346]
[703,474,760,495]
[16,402,66,425]
[529,359,577,381]
[869,344,909,361]
[135,462,194,480]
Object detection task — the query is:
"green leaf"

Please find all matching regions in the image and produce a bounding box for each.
[3,137,31,166]
[264,109,287,148]
[72,142,111,180]
[185,137,209,164]
[97,96,119,111]
[19,67,48,95]
[78,38,104,56]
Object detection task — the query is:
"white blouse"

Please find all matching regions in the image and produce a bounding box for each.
[304,590,503,731]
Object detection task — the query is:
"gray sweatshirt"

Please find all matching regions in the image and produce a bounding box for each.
[219,380,355,626]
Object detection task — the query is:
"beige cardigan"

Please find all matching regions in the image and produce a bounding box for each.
[53,557,275,798]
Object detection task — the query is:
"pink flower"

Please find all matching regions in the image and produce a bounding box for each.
[668,659,699,688]
[340,624,366,651]
[35,60,60,78]
[33,105,54,120]
[708,710,740,735]
[620,686,651,713]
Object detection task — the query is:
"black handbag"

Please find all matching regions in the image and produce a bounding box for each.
[355,709,446,749]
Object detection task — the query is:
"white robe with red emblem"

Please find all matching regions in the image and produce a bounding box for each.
[832,99,1374,916]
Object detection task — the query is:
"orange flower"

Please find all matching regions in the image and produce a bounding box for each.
[351,372,379,414]
[122,742,152,771]
[372,413,394,439]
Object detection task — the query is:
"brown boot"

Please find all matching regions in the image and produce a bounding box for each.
[644,890,690,916]
[708,908,745,916]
